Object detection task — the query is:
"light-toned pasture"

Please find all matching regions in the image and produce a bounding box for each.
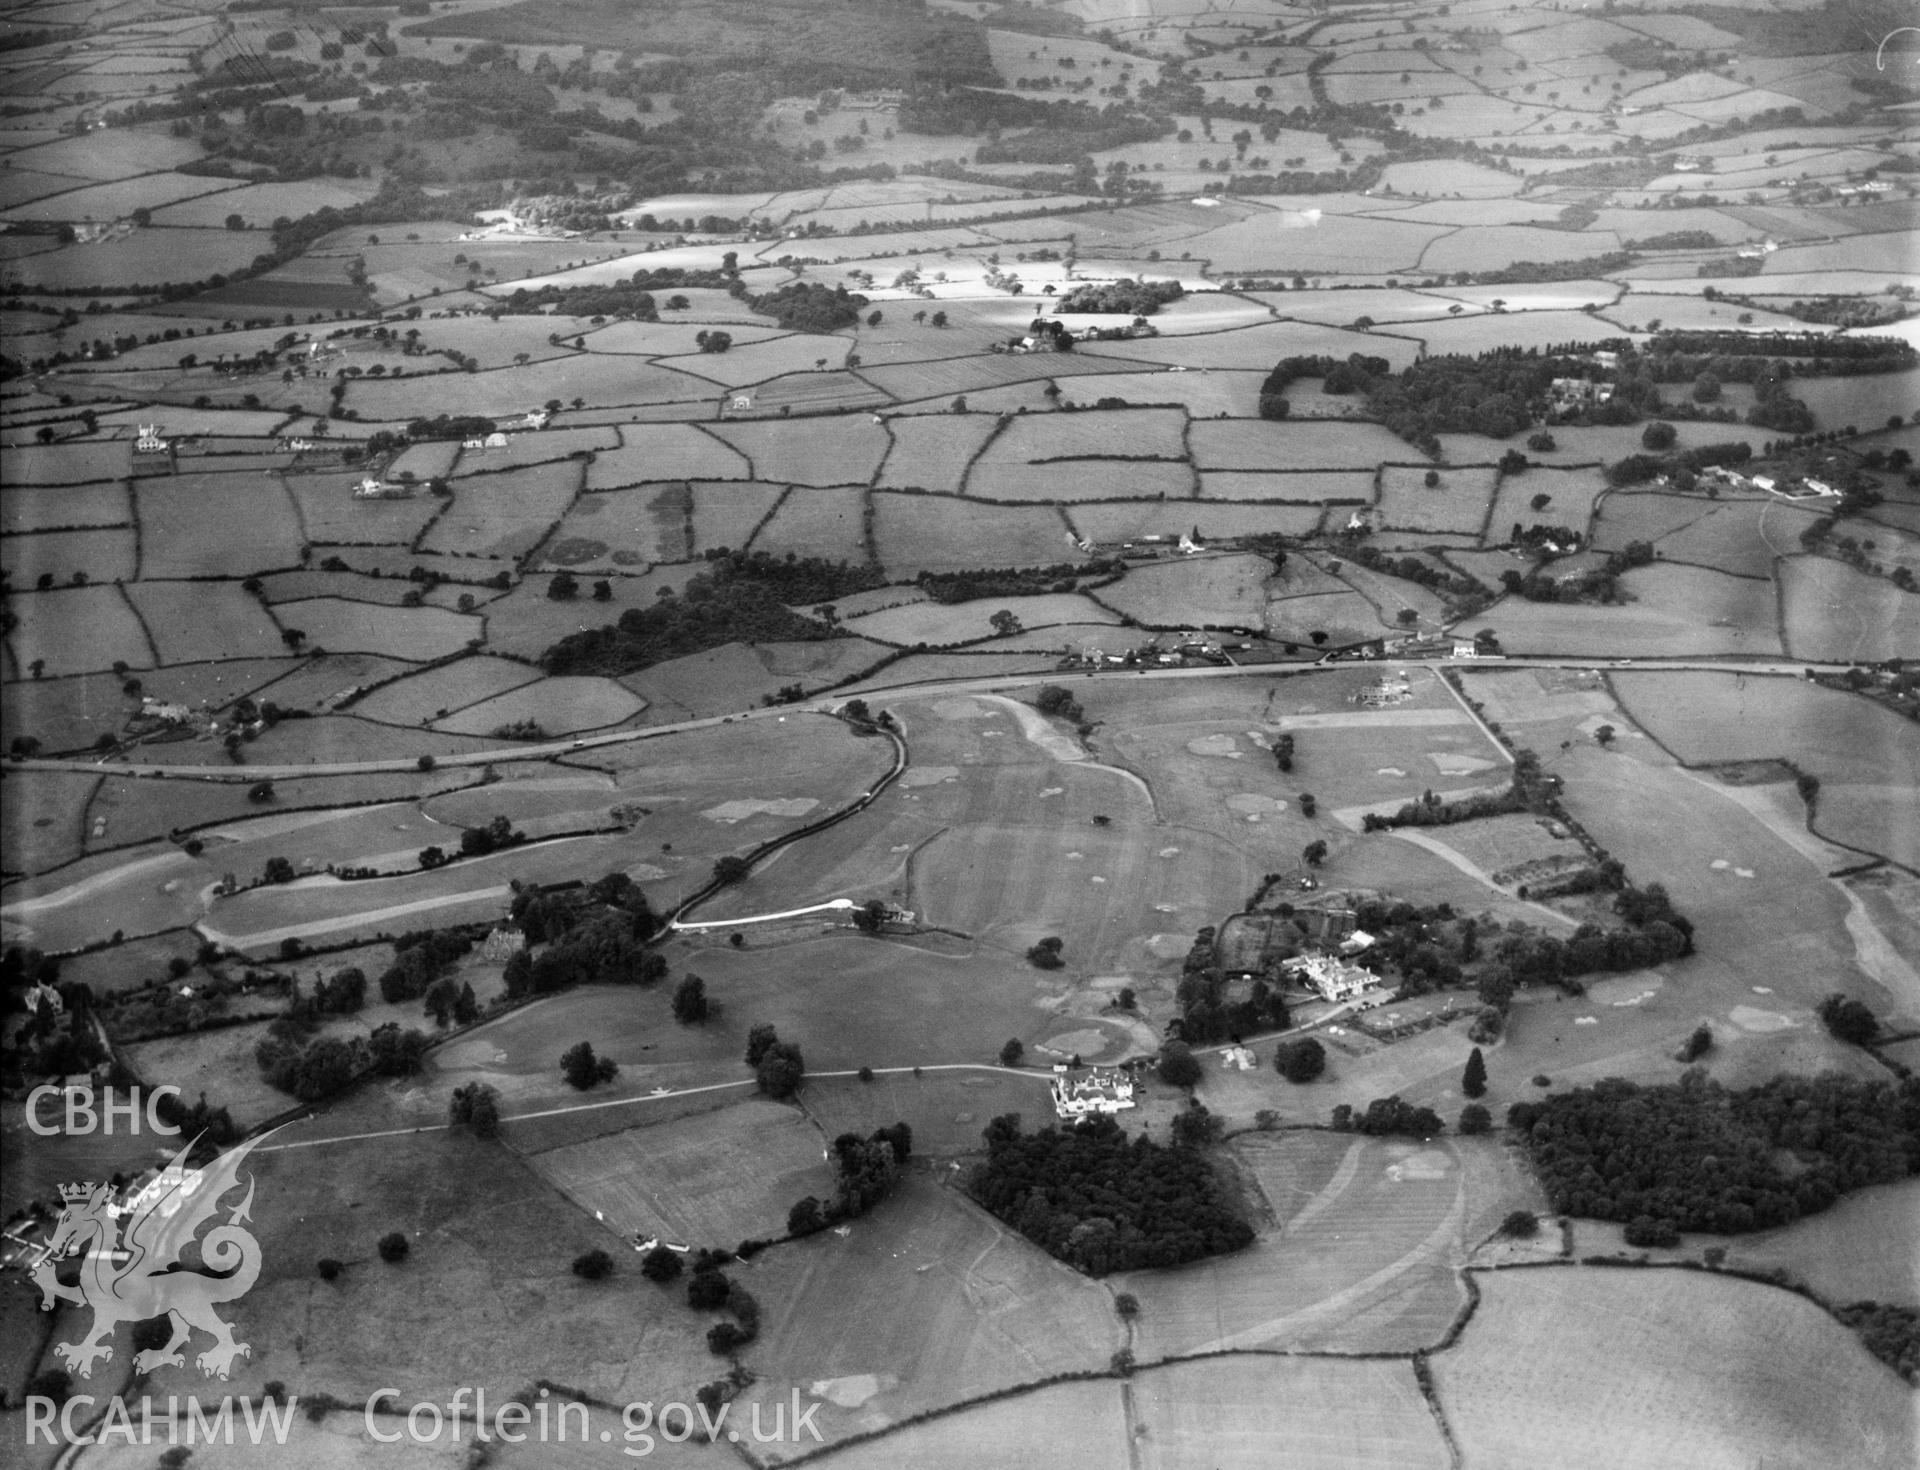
[968,457,1193,502]
[1463,564,1782,658]
[1723,1179,1920,1309]
[2,439,132,486]
[1779,556,1918,665]
[4,173,240,223]
[526,1099,834,1248]
[1095,553,1275,629]
[1433,1269,1915,1470]
[587,425,750,487]
[422,462,583,559]
[1081,318,1424,372]
[283,471,443,546]
[0,525,136,585]
[875,413,1002,494]
[269,598,482,662]
[1191,418,1408,470]
[707,416,889,486]
[1377,464,1498,535]
[125,580,288,663]
[1121,1133,1531,1358]
[731,1174,1118,1455]
[871,493,1076,575]
[749,485,869,563]
[5,583,153,676]
[1190,475,1374,510]
[1055,367,1263,417]
[688,479,786,554]
[458,424,617,470]
[1129,1356,1450,1470]
[1485,464,1610,543]
[1072,499,1327,541]
[844,593,1117,647]
[753,1355,1121,1470]
[985,407,1188,462]
[433,676,646,736]
[132,471,305,578]
[547,484,691,568]
[148,178,368,228]
[5,228,267,290]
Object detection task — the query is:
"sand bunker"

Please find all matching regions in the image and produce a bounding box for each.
[701,798,820,822]
[627,864,668,881]
[1090,875,1106,884]
[1376,767,1408,777]
[1042,1028,1110,1058]
[1157,846,1182,857]
[811,1375,886,1409]
[1429,752,1497,775]
[1730,1005,1794,1033]
[1187,734,1240,756]
[1388,1149,1453,1182]
[1038,786,1063,798]
[898,765,959,787]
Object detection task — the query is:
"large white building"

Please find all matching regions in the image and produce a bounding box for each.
[1051,1068,1136,1119]
[1282,952,1377,1003]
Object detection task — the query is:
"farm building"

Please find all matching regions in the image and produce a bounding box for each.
[135,424,168,453]
[1050,1068,1136,1119]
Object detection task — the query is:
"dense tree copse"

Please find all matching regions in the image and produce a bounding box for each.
[969,1113,1253,1275]
[1052,279,1185,316]
[1509,1072,1920,1235]
[540,550,883,676]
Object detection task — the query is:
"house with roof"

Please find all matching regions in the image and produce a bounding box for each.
[1050,1067,1136,1119]
[1281,952,1377,1003]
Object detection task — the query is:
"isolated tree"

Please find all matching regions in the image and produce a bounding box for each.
[712,855,751,886]
[1462,1047,1488,1098]
[745,1022,780,1068]
[1458,1103,1493,1135]
[1302,839,1328,868]
[561,1040,618,1090]
[572,1248,614,1280]
[999,1038,1025,1066]
[640,1245,683,1282]
[1678,1023,1713,1063]
[377,1232,409,1263]
[1170,1098,1223,1149]
[547,570,580,601]
[1298,793,1317,818]
[787,1196,825,1236]
[448,1081,500,1138]
[756,1042,805,1099]
[988,608,1022,637]
[1274,1037,1326,1083]
[1026,936,1065,969]
[1157,1039,1202,1088]
[1594,724,1616,747]
[672,973,710,1024]
[1423,469,1440,488]
[1116,987,1136,1011]
[1641,420,1677,451]
[1817,993,1878,1046]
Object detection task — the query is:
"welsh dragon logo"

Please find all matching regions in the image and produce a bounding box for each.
[32,1132,270,1379]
